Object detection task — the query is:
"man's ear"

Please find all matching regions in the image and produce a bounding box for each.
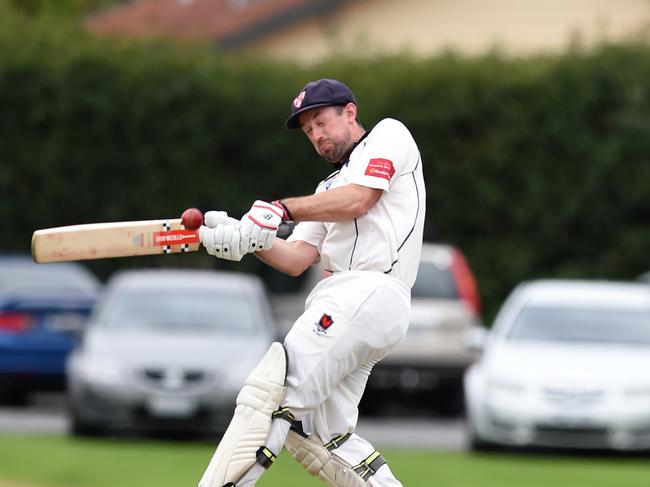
[344,103,357,123]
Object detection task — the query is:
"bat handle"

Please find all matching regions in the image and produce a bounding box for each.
[277,222,294,239]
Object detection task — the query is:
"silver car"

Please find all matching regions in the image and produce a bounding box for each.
[362,243,484,416]
[67,269,277,437]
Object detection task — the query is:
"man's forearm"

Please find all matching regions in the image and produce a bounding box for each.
[281,184,382,222]
[255,239,320,277]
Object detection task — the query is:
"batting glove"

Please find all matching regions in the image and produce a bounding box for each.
[239,200,283,252]
[199,211,246,261]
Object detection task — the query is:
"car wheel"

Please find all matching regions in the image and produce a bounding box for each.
[70,413,103,437]
[468,432,497,452]
[466,419,497,452]
[0,381,29,406]
[430,385,465,417]
[358,391,385,417]
[432,396,464,417]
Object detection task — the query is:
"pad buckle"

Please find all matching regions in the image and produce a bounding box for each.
[352,451,386,480]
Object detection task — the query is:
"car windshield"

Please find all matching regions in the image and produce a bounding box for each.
[507,306,650,345]
[100,289,259,335]
[411,261,458,299]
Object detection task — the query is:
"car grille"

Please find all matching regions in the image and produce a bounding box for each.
[137,367,212,392]
[369,364,464,391]
[534,424,609,448]
[628,427,650,447]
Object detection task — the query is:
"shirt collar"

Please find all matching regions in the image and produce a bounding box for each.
[336,129,371,168]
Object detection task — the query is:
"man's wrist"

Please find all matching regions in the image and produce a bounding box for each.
[271,200,293,222]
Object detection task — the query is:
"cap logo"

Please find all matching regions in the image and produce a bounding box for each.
[293,90,306,108]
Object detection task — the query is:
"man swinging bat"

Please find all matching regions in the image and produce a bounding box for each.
[197,79,426,487]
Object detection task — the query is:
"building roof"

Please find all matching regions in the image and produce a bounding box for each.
[87,0,351,49]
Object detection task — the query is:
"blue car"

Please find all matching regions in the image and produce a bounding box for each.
[0,255,100,404]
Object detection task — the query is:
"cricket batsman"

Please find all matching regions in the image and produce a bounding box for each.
[197,78,426,487]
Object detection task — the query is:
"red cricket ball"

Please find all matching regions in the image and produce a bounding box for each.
[181,208,203,230]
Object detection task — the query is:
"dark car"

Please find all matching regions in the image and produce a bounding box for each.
[0,255,100,404]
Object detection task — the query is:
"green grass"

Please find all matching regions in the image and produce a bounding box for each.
[0,435,649,487]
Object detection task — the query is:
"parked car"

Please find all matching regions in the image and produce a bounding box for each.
[67,269,277,437]
[359,242,483,416]
[464,279,650,451]
[269,241,483,416]
[0,255,100,404]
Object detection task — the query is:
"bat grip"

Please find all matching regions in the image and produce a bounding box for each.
[277,222,295,239]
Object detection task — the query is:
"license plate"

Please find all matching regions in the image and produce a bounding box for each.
[549,415,597,428]
[44,312,87,332]
[148,396,196,418]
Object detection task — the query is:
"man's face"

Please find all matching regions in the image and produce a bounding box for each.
[298,105,356,164]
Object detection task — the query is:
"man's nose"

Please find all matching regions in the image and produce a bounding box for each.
[310,128,324,143]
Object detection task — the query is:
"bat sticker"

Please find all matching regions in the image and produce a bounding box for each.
[152,230,200,246]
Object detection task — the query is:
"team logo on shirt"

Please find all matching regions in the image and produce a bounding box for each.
[314,313,334,336]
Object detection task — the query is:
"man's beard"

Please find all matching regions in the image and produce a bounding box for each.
[319,137,351,164]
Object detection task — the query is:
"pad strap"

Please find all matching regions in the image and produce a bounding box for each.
[352,451,387,480]
[272,407,308,437]
[256,446,277,469]
[324,432,352,451]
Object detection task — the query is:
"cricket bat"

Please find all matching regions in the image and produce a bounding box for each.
[31,219,200,263]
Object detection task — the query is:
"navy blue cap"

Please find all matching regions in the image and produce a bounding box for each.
[286,79,356,129]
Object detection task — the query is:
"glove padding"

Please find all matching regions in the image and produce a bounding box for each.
[199,211,245,261]
[239,200,282,252]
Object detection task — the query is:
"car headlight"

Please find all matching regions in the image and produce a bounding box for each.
[488,378,525,393]
[76,356,125,386]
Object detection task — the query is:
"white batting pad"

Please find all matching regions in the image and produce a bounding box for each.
[198,342,287,487]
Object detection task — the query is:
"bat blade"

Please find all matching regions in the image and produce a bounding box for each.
[31,219,200,263]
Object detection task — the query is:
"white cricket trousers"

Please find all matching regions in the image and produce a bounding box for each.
[240,270,411,486]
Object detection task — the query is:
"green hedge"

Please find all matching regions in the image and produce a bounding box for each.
[1,12,649,319]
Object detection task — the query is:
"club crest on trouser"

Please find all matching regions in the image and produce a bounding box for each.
[314,313,334,336]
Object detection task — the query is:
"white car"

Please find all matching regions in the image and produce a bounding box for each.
[464,279,650,451]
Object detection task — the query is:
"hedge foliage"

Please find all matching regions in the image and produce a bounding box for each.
[1,10,649,319]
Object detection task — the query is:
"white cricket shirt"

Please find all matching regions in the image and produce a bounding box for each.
[288,118,426,288]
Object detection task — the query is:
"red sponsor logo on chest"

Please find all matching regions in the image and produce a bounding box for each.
[364,158,395,181]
